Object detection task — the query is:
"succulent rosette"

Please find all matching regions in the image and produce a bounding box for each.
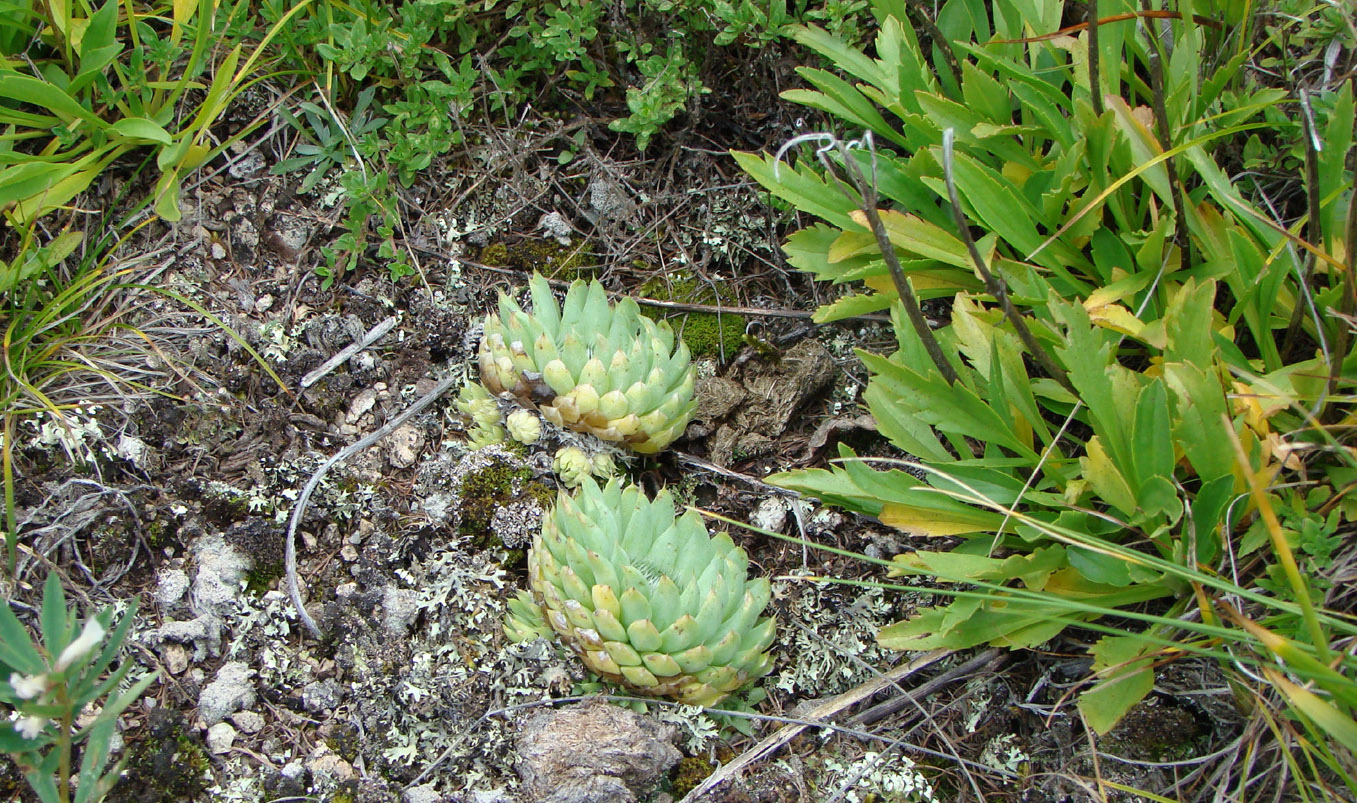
[478,274,695,454]
[505,478,776,707]
[552,446,593,488]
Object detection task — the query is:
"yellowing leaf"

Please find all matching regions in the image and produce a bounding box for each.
[827,230,878,263]
[848,208,971,267]
[1264,668,1357,753]
[1080,435,1137,516]
[1079,635,1157,734]
[880,502,996,536]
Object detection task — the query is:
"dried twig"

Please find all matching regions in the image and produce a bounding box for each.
[678,649,953,802]
[286,370,463,638]
[940,129,1075,396]
[300,316,397,388]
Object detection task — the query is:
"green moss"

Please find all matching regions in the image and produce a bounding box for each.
[671,756,716,797]
[325,722,362,762]
[639,274,745,361]
[107,709,210,803]
[478,238,595,281]
[458,463,553,551]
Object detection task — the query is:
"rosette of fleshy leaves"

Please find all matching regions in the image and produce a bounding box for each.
[505,478,776,707]
[478,274,695,454]
[552,446,618,488]
[456,381,506,447]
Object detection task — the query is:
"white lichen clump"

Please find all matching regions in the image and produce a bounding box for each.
[821,751,937,803]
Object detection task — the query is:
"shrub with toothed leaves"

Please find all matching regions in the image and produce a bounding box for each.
[478,274,695,454]
[505,478,776,707]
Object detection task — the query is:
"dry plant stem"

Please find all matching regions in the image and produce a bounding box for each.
[1145,14,1190,276]
[300,316,396,388]
[1282,92,1323,362]
[940,130,1076,395]
[1330,165,1357,411]
[4,412,15,572]
[837,146,960,386]
[1222,415,1330,663]
[286,371,463,638]
[677,649,953,803]
[847,648,1004,728]
[1088,0,1104,117]
[904,0,963,92]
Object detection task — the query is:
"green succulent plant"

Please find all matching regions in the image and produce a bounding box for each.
[505,478,776,707]
[506,410,543,445]
[478,274,696,454]
[456,381,506,448]
[552,446,594,488]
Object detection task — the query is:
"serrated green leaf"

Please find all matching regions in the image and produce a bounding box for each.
[1078,635,1157,734]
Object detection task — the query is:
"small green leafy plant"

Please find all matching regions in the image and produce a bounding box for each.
[1,573,156,803]
[272,87,388,194]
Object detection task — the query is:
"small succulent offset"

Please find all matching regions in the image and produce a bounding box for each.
[479,274,696,454]
[505,410,542,445]
[552,446,594,488]
[506,478,776,707]
[456,381,506,448]
[1,573,156,803]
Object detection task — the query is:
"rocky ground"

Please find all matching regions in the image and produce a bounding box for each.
[2,83,1249,803]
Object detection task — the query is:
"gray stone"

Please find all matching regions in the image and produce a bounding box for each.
[382,587,421,636]
[516,701,680,803]
[402,786,443,803]
[230,710,265,734]
[206,722,236,754]
[302,678,344,713]
[199,661,255,725]
[191,535,251,614]
[155,569,190,608]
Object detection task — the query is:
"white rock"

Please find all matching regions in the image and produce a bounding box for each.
[382,587,420,636]
[386,423,425,468]
[191,536,251,614]
[155,569,190,608]
[306,751,356,782]
[230,710,265,734]
[346,388,379,424]
[116,434,149,467]
[199,661,255,725]
[402,785,443,803]
[206,722,236,754]
[280,760,306,781]
[162,643,189,675]
[750,497,789,534]
[143,615,221,661]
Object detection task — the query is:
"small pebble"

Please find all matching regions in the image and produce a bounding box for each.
[162,643,189,675]
[230,711,265,734]
[206,722,236,754]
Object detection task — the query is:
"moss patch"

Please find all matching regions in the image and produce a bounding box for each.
[479,239,595,281]
[107,708,210,803]
[458,463,554,549]
[671,756,716,797]
[640,274,745,361]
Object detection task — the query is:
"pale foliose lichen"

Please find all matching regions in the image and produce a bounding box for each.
[24,406,110,465]
[770,574,894,698]
[820,751,937,803]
